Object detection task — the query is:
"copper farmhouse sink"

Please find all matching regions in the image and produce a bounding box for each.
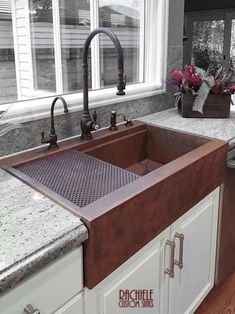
[0,121,228,288]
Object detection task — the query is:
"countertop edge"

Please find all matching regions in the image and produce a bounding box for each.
[0,224,88,295]
[138,108,235,142]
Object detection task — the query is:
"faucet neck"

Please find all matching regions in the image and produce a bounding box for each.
[82,27,124,71]
[81,27,126,140]
[82,27,125,112]
[82,62,89,113]
[50,96,68,133]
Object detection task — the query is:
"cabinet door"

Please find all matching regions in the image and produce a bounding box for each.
[168,188,220,314]
[85,227,170,314]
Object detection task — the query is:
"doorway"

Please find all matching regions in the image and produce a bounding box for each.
[184,11,235,108]
[184,12,235,70]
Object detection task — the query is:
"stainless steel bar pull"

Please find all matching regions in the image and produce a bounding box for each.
[174,232,184,269]
[165,239,175,278]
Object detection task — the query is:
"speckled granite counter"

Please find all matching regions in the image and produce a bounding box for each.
[0,168,88,294]
[139,108,235,142]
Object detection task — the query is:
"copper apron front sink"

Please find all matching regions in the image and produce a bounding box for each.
[1,121,228,289]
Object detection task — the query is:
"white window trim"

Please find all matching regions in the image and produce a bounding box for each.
[1,0,169,124]
[53,0,63,93]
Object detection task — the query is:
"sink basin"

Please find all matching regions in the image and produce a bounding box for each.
[84,123,210,176]
[4,123,210,209]
[1,121,228,288]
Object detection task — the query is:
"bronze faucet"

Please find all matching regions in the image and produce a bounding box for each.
[41,96,69,149]
[81,27,126,140]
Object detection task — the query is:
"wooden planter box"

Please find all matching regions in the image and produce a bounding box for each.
[179,94,231,118]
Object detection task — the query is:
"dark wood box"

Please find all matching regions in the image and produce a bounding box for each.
[179,94,231,118]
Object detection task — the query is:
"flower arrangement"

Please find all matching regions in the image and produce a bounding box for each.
[168,65,235,94]
[167,65,235,114]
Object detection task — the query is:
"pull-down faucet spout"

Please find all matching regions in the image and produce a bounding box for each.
[81,27,126,140]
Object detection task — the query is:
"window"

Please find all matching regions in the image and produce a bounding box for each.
[0,0,168,122]
[98,0,145,88]
[0,0,17,105]
[30,0,56,92]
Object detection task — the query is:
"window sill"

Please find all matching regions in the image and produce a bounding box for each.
[0,83,166,124]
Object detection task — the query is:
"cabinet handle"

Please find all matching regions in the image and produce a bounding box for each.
[174,232,184,269]
[23,304,40,314]
[165,240,175,278]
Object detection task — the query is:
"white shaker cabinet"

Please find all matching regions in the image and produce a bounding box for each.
[168,187,219,314]
[85,188,220,314]
[0,188,219,314]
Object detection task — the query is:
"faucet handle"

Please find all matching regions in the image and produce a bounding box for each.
[125,118,133,126]
[92,110,99,131]
[92,110,97,123]
[123,74,127,89]
[40,130,50,144]
[116,113,133,127]
[40,130,46,144]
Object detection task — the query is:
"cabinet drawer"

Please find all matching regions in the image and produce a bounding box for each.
[0,247,83,314]
[55,293,84,314]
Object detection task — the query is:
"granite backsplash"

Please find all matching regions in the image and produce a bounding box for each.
[0,46,183,157]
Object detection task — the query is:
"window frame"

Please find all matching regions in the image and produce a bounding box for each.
[1,0,169,124]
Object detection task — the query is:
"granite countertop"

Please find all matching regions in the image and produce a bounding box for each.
[0,168,88,294]
[139,108,235,142]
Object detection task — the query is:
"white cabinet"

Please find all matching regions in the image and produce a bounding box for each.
[168,188,219,314]
[85,228,170,314]
[0,247,83,314]
[55,293,84,314]
[0,188,220,314]
[85,188,220,314]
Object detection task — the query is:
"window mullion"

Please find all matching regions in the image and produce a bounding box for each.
[52,0,63,93]
[145,0,157,84]
[90,0,100,90]
[139,1,145,82]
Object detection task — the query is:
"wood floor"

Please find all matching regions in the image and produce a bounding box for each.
[196,272,235,314]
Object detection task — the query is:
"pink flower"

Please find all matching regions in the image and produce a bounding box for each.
[190,74,202,86]
[225,85,235,91]
[170,69,182,81]
[183,69,191,83]
[189,65,196,75]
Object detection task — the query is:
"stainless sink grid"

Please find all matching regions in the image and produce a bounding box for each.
[16,151,139,208]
